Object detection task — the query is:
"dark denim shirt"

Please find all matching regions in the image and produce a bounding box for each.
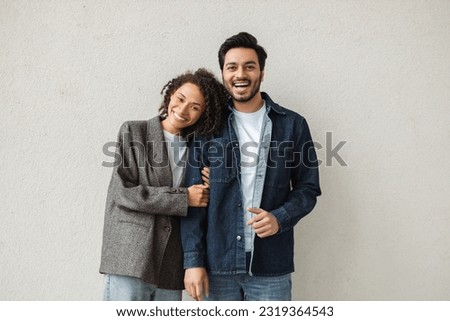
[181,93,321,276]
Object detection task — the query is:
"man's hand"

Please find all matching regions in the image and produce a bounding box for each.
[187,184,209,207]
[184,267,209,301]
[246,208,280,238]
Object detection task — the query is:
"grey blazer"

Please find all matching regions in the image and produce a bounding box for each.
[99,116,188,290]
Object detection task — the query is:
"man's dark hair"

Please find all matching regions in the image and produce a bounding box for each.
[218,32,268,71]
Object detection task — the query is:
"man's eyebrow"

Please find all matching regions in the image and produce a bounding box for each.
[225,61,257,66]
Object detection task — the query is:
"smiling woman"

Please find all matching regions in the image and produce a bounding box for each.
[99,68,228,301]
[162,83,206,134]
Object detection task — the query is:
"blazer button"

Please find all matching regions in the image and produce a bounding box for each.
[236,235,242,241]
[164,226,171,232]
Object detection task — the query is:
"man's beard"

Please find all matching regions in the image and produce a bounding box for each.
[225,77,262,103]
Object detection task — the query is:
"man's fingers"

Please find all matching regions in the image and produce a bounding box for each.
[251,215,268,226]
[254,225,271,235]
[246,208,280,237]
[204,278,209,298]
[184,268,208,301]
[194,284,203,301]
[247,207,263,214]
[185,285,199,300]
[246,208,266,225]
[185,283,196,299]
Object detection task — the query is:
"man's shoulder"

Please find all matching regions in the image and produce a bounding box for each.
[278,105,305,119]
[269,103,306,127]
[263,92,306,122]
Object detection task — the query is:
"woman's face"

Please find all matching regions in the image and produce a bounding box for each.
[162,82,206,134]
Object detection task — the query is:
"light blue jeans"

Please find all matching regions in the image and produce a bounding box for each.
[103,274,182,301]
[204,273,292,301]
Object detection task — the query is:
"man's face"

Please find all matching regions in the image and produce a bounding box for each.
[222,47,264,105]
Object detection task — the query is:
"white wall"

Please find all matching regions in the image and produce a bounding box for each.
[1,0,449,300]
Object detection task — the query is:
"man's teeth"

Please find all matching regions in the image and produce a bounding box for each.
[234,82,249,87]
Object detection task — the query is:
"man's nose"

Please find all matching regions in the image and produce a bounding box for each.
[235,66,245,78]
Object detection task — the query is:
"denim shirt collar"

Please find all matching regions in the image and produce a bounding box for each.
[227,92,286,116]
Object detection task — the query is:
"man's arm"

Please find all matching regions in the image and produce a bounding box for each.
[272,117,321,231]
[180,138,209,299]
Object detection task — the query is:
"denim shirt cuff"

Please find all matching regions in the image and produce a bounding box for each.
[270,207,291,233]
[183,252,206,269]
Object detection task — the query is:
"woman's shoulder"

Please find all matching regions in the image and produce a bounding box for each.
[119,116,162,134]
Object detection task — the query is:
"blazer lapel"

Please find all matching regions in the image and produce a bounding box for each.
[146,117,172,187]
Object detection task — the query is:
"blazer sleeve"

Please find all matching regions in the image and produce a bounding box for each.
[108,122,189,217]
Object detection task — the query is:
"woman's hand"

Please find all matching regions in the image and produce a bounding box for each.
[201,167,210,186]
[187,184,209,207]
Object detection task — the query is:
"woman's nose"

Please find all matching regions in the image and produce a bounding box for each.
[178,103,189,114]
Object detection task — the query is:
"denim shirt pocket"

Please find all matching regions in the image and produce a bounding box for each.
[265,140,295,188]
[205,138,236,184]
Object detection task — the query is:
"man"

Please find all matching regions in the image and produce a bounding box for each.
[181,32,321,301]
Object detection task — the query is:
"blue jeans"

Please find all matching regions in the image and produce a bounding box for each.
[103,274,182,301]
[205,273,292,301]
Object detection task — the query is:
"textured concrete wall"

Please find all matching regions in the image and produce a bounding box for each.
[1,0,449,300]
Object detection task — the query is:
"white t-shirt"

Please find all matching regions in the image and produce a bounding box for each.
[163,130,187,188]
[233,102,266,251]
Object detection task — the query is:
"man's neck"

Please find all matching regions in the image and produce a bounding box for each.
[233,93,264,113]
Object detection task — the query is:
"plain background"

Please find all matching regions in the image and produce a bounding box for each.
[1,0,449,300]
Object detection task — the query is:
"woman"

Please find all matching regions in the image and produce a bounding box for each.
[100,68,227,300]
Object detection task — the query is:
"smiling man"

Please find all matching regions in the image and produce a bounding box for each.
[222,47,264,110]
[181,32,321,301]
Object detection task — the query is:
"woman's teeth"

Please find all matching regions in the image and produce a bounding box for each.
[173,111,187,121]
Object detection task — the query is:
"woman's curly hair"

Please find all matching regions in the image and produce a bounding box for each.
[159,68,229,139]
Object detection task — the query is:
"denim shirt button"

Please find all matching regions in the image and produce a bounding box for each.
[236,235,242,241]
